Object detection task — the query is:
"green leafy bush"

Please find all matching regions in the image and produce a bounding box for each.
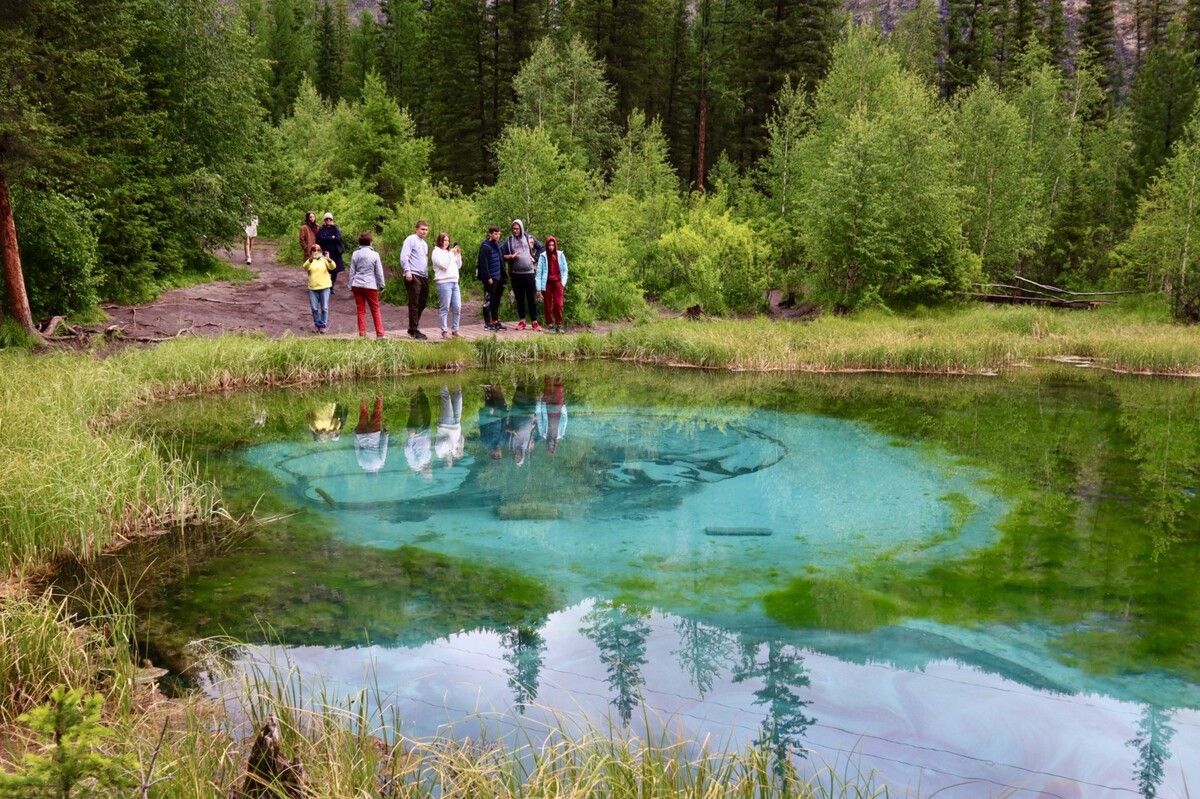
[11,185,100,319]
[647,199,766,315]
[568,195,651,323]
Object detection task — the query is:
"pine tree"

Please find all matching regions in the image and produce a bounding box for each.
[423,0,492,188]
[313,0,350,102]
[1044,0,1069,67]
[345,11,379,100]
[263,0,314,121]
[1080,0,1120,97]
[1128,19,1199,197]
[377,0,425,103]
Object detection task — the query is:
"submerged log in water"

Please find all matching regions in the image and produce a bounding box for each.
[704,527,772,537]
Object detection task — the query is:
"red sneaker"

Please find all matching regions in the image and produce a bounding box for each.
[531,321,542,331]
[517,320,527,331]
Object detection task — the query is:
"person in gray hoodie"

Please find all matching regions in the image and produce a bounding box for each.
[348,231,387,338]
[501,219,544,331]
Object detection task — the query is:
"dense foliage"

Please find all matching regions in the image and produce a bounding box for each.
[5,0,1200,323]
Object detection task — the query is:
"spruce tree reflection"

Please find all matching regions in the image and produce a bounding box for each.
[501,623,548,714]
[1129,704,1177,799]
[581,601,651,725]
[733,636,815,774]
[672,617,735,697]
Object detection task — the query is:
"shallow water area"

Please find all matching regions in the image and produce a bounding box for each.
[97,365,1200,798]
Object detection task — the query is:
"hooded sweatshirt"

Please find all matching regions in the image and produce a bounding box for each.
[503,219,540,276]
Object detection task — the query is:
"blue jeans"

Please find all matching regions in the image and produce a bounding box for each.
[437,281,461,332]
[309,287,330,330]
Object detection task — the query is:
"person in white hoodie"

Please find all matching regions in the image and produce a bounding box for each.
[431,232,463,338]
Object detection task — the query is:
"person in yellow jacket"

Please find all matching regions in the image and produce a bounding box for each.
[304,243,336,333]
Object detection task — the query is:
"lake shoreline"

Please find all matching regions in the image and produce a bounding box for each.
[3,315,1199,796]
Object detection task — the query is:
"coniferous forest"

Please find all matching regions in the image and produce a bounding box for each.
[4,0,1200,327]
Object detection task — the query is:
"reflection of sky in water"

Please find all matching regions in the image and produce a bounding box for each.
[181,398,1200,798]
[219,603,1200,799]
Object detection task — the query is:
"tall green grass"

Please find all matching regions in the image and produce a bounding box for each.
[128,666,892,799]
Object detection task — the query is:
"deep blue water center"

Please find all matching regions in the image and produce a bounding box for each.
[128,369,1200,798]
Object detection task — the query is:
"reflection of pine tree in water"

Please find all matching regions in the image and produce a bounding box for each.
[500,623,547,714]
[1128,705,1176,799]
[672,617,734,697]
[732,637,815,775]
[581,601,651,725]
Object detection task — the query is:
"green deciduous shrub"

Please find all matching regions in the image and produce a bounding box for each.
[647,199,767,315]
[12,185,100,319]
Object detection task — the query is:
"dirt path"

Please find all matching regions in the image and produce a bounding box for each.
[102,241,591,342]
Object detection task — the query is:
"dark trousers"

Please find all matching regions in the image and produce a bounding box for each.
[406,275,429,332]
[482,279,505,324]
[511,272,537,322]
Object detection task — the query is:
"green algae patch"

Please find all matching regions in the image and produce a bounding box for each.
[763,578,906,632]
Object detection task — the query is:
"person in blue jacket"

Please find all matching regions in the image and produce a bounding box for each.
[476,225,506,331]
[535,235,569,333]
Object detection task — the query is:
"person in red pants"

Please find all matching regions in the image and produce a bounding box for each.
[535,235,569,332]
[348,232,386,338]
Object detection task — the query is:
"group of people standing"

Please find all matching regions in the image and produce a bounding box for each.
[299,214,569,338]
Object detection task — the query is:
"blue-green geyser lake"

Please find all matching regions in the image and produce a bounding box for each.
[79,365,1200,798]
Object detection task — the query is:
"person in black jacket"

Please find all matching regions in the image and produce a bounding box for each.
[476,225,506,331]
[315,212,346,291]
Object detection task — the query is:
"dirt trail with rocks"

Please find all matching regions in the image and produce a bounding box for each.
[102,241,592,342]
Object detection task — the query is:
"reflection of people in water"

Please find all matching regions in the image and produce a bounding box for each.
[405,388,432,478]
[479,384,508,461]
[434,386,464,467]
[354,397,388,473]
[536,376,568,454]
[307,402,345,442]
[506,381,540,467]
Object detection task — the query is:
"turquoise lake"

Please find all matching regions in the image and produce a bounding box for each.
[94,365,1200,798]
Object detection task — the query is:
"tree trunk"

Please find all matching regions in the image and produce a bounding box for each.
[0,169,39,336]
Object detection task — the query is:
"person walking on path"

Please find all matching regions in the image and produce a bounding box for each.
[243,215,259,265]
[400,220,431,339]
[432,232,463,339]
[303,243,336,333]
[300,211,319,259]
[316,212,346,291]
[535,235,569,332]
[476,225,506,331]
[502,219,542,331]
[348,231,386,338]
